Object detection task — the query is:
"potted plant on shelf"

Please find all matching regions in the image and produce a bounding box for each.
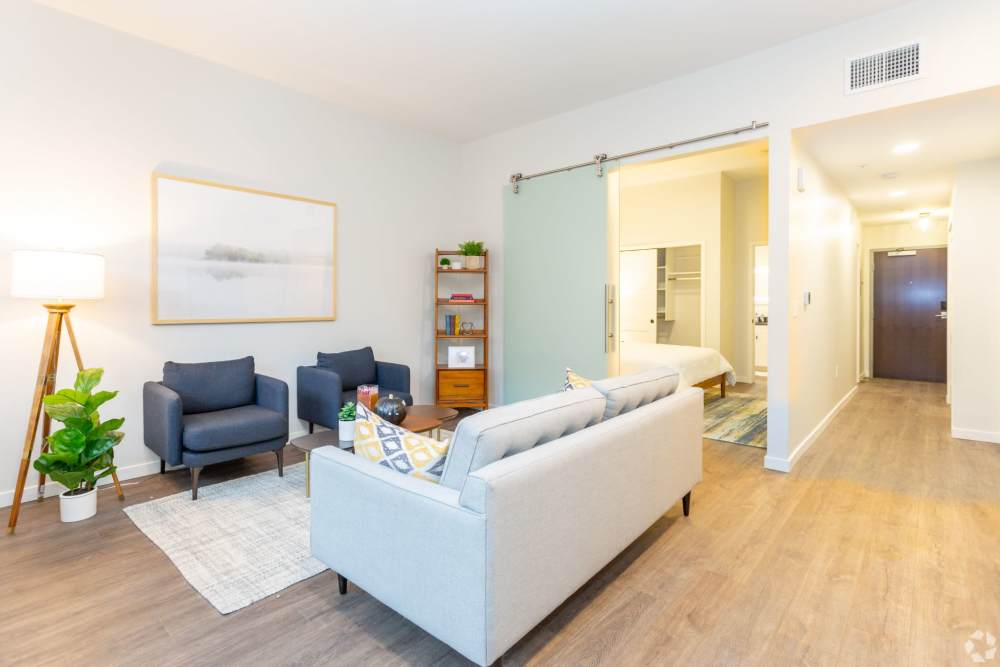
[33,368,124,523]
[338,401,356,441]
[458,241,486,270]
[439,257,451,270]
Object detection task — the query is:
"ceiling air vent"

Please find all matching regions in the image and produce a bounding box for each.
[845,42,920,94]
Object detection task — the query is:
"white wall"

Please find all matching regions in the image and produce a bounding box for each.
[729,175,769,382]
[0,2,464,506]
[859,220,948,378]
[781,142,861,470]
[619,172,719,348]
[950,158,1000,443]
[462,0,1000,470]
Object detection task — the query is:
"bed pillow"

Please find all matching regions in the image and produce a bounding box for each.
[591,366,680,420]
[353,403,450,483]
[563,367,593,391]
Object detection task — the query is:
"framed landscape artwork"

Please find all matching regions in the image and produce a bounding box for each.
[151,173,336,324]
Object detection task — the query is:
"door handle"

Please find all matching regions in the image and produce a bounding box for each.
[935,312,948,320]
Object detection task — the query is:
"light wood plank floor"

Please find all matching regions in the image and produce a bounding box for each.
[3,379,998,665]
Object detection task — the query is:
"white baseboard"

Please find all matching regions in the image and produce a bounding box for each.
[735,374,754,384]
[951,427,1000,444]
[1,428,310,509]
[764,384,859,473]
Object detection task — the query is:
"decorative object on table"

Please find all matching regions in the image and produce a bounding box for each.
[353,403,450,483]
[458,241,486,270]
[142,356,289,500]
[297,347,412,433]
[448,346,476,369]
[439,257,451,269]
[435,248,489,409]
[32,368,125,523]
[337,401,356,441]
[123,462,323,614]
[356,383,380,410]
[374,393,408,425]
[151,173,336,325]
[452,259,464,270]
[563,367,593,391]
[7,249,123,534]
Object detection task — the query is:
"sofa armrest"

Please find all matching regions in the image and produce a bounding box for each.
[255,373,289,417]
[376,360,410,394]
[296,365,342,429]
[143,381,183,466]
[309,447,487,665]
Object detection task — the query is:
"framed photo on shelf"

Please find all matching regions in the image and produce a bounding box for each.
[447,346,476,368]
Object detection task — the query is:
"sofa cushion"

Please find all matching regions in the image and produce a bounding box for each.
[438,387,605,491]
[353,403,450,483]
[317,347,377,390]
[591,367,680,420]
[163,356,255,414]
[182,404,288,452]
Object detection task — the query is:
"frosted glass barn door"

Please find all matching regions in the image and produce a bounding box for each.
[503,164,615,403]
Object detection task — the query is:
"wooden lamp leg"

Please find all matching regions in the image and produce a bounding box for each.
[7,310,63,534]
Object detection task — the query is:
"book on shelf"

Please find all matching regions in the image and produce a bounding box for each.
[444,313,462,335]
[449,293,475,301]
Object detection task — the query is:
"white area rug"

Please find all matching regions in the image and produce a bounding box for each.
[123,463,326,614]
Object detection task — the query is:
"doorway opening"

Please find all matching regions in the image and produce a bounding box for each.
[616,139,769,449]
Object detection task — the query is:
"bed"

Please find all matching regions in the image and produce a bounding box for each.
[620,341,736,397]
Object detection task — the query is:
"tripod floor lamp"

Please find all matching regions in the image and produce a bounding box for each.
[7,250,123,534]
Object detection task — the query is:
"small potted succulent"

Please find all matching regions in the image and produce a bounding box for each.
[439,257,451,270]
[338,401,356,442]
[33,368,124,523]
[459,241,485,270]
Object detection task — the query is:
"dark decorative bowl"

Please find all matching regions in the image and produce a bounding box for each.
[375,394,408,425]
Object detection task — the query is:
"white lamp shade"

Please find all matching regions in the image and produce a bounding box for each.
[10,250,105,301]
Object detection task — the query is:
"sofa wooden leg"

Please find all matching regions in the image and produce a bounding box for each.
[191,467,202,500]
[337,574,348,595]
[276,448,284,477]
[308,422,314,434]
[682,491,691,517]
[160,459,166,475]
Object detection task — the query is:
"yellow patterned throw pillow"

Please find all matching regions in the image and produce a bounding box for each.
[353,403,450,483]
[564,367,593,391]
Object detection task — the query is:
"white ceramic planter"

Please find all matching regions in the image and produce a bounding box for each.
[339,419,355,442]
[60,487,97,523]
[464,255,483,270]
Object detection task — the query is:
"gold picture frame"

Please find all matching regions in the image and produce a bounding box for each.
[151,172,336,325]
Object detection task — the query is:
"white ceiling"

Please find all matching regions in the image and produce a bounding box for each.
[36,0,914,140]
[796,86,1000,225]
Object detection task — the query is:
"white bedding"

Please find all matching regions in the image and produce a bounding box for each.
[620,342,736,388]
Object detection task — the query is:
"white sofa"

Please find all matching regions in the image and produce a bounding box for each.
[309,367,703,666]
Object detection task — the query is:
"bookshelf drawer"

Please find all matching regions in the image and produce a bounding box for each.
[438,370,485,400]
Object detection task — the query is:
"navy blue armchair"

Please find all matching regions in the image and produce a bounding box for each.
[143,356,289,499]
[297,346,411,432]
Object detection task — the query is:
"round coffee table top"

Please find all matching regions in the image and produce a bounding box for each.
[398,413,443,435]
[288,429,344,452]
[405,405,459,422]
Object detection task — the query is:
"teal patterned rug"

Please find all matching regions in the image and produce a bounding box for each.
[702,390,767,449]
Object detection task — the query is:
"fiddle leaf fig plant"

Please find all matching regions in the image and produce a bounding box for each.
[33,368,124,495]
[338,401,356,422]
[458,241,485,256]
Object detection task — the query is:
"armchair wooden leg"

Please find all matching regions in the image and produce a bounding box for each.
[682,491,691,517]
[191,467,202,500]
[308,422,314,434]
[160,459,166,475]
[276,448,284,477]
[337,574,348,595]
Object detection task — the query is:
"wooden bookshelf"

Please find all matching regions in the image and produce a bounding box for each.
[435,249,488,409]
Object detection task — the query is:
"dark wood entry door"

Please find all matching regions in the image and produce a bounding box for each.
[873,247,947,382]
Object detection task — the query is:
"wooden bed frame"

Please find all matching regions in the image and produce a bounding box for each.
[693,372,727,398]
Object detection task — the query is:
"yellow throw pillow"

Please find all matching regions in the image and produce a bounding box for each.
[564,367,593,391]
[353,403,450,483]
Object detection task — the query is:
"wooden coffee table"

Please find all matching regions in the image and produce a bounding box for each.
[287,406,459,496]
